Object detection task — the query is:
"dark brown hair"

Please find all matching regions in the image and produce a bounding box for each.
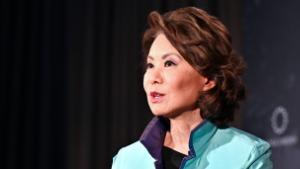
[142,7,246,125]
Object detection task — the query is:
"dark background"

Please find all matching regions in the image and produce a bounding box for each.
[1,0,299,169]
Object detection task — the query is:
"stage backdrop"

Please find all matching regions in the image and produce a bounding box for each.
[242,0,300,168]
[0,1,242,169]
[1,0,299,169]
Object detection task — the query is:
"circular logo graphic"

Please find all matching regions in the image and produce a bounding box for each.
[271,106,289,135]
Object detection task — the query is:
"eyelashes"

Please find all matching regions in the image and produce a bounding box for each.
[145,63,154,69]
[145,60,177,70]
[164,60,176,67]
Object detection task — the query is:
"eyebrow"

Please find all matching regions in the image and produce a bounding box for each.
[147,53,182,60]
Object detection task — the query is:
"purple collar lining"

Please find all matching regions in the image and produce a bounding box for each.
[140,116,216,168]
[140,117,167,167]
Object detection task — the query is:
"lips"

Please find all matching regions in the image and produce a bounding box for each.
[149,91,165,103]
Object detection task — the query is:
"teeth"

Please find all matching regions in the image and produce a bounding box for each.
[151,92,163,98]
[155,94,162,97]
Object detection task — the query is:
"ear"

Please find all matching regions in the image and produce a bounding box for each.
[202,78,216,92]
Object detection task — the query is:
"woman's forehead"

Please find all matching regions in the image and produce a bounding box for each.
[148,34,181,58]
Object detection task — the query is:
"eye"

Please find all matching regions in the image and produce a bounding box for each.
[164,60,176,67]
[145,62,154,69]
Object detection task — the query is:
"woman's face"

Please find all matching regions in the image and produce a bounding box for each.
[143,33,215,118]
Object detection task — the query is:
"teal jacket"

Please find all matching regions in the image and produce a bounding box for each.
[112,117,273,169]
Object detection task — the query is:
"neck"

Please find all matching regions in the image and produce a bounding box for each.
[164,108,203,155]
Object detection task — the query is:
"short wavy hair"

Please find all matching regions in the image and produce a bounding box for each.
[142,7,246,125]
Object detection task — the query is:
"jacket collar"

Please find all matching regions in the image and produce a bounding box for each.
[140,117,167,168]
[140,116,217,163]
[188,118,217,156]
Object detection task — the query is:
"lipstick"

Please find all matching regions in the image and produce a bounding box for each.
[149,91,165,103]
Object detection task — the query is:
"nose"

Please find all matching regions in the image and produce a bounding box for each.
[147,68,163,85]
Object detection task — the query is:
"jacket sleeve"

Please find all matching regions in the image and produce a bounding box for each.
[111,151,122,169]
[111,142,156,169]
[247,142,273,169]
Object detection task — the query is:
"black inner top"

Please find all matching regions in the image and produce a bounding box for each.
[162,146,187,169]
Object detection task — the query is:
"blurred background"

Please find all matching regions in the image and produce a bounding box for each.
[1,0,300,168]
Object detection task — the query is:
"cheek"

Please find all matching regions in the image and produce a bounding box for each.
[167,73,190,92]
[143,74,148,92]
[168,73,204,98]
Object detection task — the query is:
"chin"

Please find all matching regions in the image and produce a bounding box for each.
[151,110,166,116]
[150,109,180,119]
[150,107,168,116]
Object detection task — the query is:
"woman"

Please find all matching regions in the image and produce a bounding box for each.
[112,7,272,169]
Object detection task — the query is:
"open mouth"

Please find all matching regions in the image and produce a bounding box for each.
[149,91,165,103]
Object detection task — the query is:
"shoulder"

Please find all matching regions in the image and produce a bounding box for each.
[112,141,155,169]
[205,127,272,168]
[114,141,148,156]
[213,126,271,155]
[215,126,271,152]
